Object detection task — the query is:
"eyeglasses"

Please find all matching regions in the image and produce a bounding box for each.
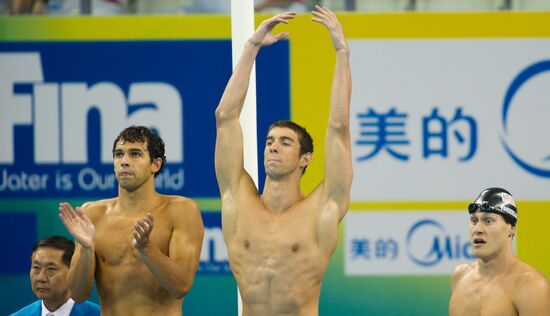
[468,202,517,220]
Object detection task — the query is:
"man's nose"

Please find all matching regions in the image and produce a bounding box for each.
[269,143,279,153]
[36,269,48,282]
[120,154,130,165]
[472,222,483,233]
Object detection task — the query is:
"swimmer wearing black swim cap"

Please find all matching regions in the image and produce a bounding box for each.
[449,187,550,315]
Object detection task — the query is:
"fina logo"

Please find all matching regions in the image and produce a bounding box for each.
[0,52,183,164]
[406,219,473,267]
[501,60,550,178]
[0,52,185,194]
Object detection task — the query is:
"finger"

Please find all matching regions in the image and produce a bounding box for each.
[312,9,324,17]
[314,5,336,21]
[275,18,289,24]
[274,32,289,41]
[135,221,146,235]
[278,11,296,18]
[136,219,152,235]
[59,204,76,222]
[74,207,94,225]
[74,207,89,220]
[59,203,75,217]
[141,221,151,233]
[315,4,329,13]
[141,214,154,231]
[145,213,154,223]
[59,212,71,227]
[74,207,86,219]
[272,13,295,24]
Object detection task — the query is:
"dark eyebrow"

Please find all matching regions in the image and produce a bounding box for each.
[32,260,58,267]
[266,136,295,142]
[114,148,146,153]
[280,136,295,143]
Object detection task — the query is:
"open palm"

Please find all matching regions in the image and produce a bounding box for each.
[59,202,95,248]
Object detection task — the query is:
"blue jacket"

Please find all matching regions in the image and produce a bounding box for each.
[10,300,100,316]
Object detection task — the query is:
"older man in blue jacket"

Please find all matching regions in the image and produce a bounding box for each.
[10,236,99,316]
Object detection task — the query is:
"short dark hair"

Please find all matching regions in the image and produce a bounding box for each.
[31,236,75,267]
[268,120,314,175]
[112,125,167,177]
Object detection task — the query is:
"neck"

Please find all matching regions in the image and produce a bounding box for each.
[261,174,303,213]
[118,177,160,211]
[476,246,517,277]
[43,296,69,313]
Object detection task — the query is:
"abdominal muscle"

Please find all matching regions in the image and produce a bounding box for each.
[94,257,182,316]
[228,220,330,316]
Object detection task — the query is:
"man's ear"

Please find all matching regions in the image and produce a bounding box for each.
[151,157,162,174]
[509,226,516,238]
[300,152,312,169]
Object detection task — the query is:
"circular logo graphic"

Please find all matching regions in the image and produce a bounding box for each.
[501,60,550,178]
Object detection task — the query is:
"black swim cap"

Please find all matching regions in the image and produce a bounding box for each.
[468,187,518,226]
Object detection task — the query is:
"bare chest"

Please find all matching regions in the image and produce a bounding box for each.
[450,279,517,316]
[234,210,317,255]
[229,209,328,285]
[94,213,172,266]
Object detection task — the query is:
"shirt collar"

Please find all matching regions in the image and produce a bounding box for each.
[41,298,75,316]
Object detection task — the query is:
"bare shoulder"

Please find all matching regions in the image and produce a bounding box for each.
[162,195,201,218]
[512,261,550,311]
[80,198,116,221]
[163,195,199,209]
[513,261,550,291]
[451,262,475,285]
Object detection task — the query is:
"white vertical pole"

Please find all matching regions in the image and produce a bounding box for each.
[231,1,257,315]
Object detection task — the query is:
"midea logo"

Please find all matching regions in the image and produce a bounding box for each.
[501,60,550,178]
[406,219,473,267]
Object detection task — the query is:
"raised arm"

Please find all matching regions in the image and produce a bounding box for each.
[214,12,295,232]
[58,202,96,302]
[133,198,204,299]
[313,6,352,221]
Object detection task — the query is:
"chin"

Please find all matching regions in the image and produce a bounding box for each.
[266,171,285,180]
[34,292,49,300]
[119,183,139,192]
[473,250,494,261]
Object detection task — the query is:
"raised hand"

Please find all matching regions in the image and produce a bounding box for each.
[59,202,95,249]
[133,213,154,250]
[248,11,296,48]
[312,5,349,53]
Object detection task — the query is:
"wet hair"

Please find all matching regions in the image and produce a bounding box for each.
[31,236,75,267]
[268,120,314,175]
[112,125,167,177]
[469,187,518,226]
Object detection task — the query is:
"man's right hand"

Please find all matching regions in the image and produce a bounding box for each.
[312,5,349,53]
[59,202,95,249]
[248,11,296,48]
